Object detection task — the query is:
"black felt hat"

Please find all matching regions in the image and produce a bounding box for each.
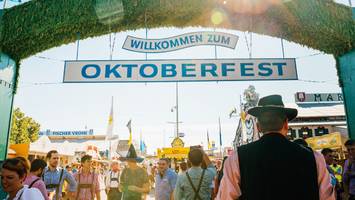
[119,144,144,163]
[247,95,298,121]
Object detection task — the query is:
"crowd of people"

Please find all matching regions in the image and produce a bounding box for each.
[1,94,355,200]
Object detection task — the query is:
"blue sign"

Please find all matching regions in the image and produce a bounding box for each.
[39,129,94,136]
[63,58,298,83]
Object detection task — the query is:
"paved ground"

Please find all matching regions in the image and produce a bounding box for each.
[99,188,156,199]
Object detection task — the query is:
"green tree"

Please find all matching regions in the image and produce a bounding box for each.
[10,108,40,144]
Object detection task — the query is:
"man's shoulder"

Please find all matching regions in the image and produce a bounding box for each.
[23,187,44,200]
[43,167,62,174]
[237,139,261,152]
[167,169,177,176]
[176,173,187,184]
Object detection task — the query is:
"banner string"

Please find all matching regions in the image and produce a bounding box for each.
[32,52,324,62]
[145,11,148,61]
[76,32,80,60]
[281,38,285,58]
[214,27,218,59]
[19,78,339,87]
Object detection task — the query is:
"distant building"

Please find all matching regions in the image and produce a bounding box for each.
[233,93,348,149]
[33,129,122,161]
[287,103,346,139]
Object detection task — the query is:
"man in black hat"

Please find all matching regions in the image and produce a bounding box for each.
[119,144,150,200]
[217,95,335,200]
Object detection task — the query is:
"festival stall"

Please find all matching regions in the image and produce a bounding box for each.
[157,137,190,160]
[306,132,347,159]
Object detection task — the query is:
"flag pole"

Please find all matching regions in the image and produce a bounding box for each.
[219,117,222,158]
[207,130,209,150]
[108,96,114,159]
[109,138,111,159]
[175,82,179,138]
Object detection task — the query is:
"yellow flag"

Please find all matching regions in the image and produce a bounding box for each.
[127,119,132,145]
[241,111,246,121]
[106,97,114,140]
[128,132,132,145]
[207,131,212,150]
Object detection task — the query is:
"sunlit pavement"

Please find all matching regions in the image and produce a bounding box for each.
[99,190,155,199]
[145,188,155,200]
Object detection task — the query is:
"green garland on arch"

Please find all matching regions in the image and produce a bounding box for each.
[0,0,354,90]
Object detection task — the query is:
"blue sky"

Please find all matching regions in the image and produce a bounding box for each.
[6,0,352,154]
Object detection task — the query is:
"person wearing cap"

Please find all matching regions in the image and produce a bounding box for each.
[217,95,335,200]
[119,144,150,200]
[105,160,122,200]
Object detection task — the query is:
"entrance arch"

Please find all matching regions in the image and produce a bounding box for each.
[0,0,354,158]
[1,0,354,60]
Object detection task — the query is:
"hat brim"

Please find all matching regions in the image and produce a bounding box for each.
[247,106,298,121]
[118,157,144,163]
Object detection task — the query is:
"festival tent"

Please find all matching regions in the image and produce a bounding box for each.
[29,136,74,157]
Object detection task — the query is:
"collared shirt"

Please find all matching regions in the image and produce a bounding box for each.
[24,174,49,200]
[174,164,216,200]
[155,168,177,200]
[5,185,44,200]
[73,171,100,200]
[43,167,77,200]
[216,150,335,200]
[343,159,355,195]
[105,170,120,189]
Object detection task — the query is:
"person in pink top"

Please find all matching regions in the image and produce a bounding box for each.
[73,155,101,200]
[23,159,49,200]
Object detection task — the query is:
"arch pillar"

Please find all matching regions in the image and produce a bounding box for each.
[0,53,17,160]
[338,50,355,139]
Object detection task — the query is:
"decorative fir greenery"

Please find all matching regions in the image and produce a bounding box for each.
[0,0,354,88]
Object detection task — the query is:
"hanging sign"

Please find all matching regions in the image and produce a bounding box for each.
[122,32,239,53]
[39,129,94,136]
[295,92,343,104]
[63,58,298,83]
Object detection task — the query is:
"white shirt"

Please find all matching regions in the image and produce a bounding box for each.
[105,170,120,189]
[5,185,44,200]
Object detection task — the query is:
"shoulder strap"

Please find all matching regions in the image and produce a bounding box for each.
[76,173,81,200]
[58,169,64,184]
[41,168,47,181]
[56,169,64,200]
[28,178,41,188]
[91,172,95,200]
[17,188,25,200]
[186,169,205,200]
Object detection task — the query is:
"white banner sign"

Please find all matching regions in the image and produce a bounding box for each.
[63,58,298,83]
[295,92,343,103]
[122,32,239,53]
